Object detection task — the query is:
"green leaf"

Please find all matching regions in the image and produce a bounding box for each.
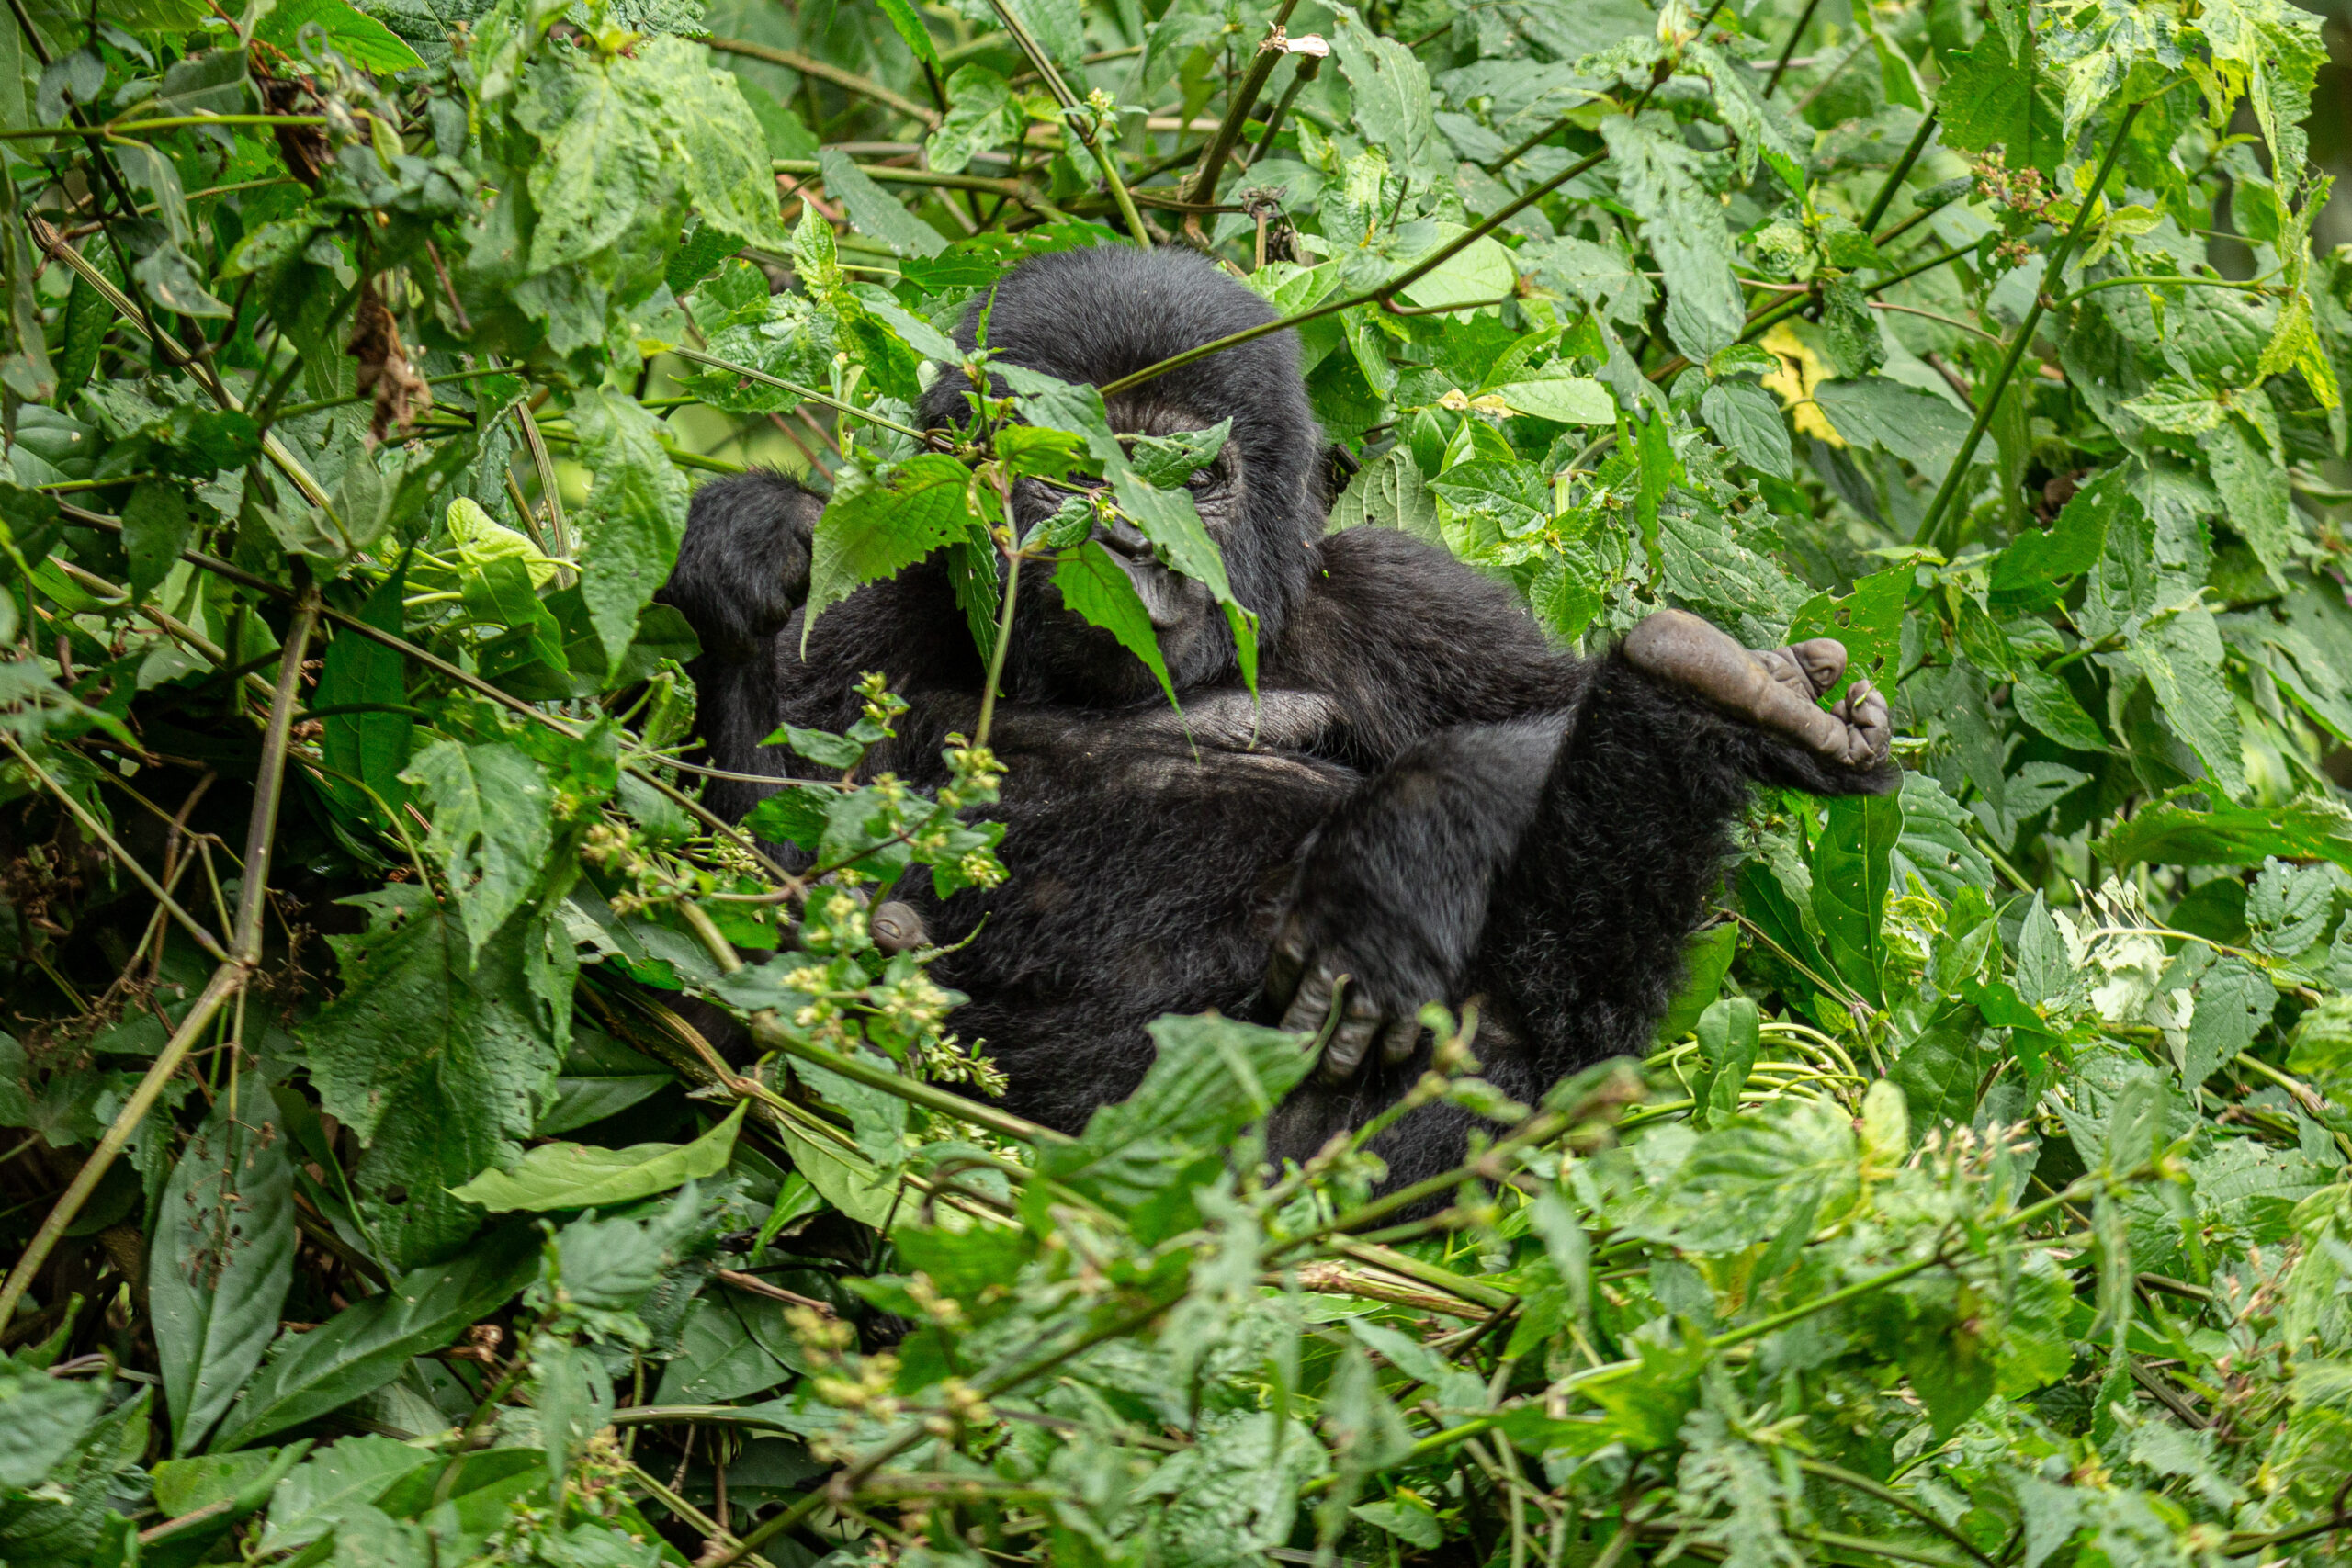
[817,147,947,258]
[317,562,414,819]
[1937,33,2064,174]
[1812,792,1900,1006]
[0,1359,104,1489]
[571,390,690,680]
[875,0,940,69]
[1813,378,1972,476]
[1329,16,1449,191]
[253,0,423,72]
[449,1100,743,1211]
[2184,957,2274,1089]
[1052,542,1178,708]
[1600,117,1742,364]
[1623,1099,1859,1252]
[2098,790,2352,872]
[399,740,555,960]
[2250,856,2337,956]
[255,1436,436,1554]
[2127,601,2247,801]
[652,1285,806,1403]
[1038,1014,1316,1224]
[213,1229,541,1450]
[1700,379,1792,479]
[2202,413,2297,593]
[150,1093,297,1454]
[1328,446,1441,544]
[120,478,190,600]
[2010,662,2107,751]
[302,888,570,1268]
[806,454,979,637]
[1657,923,1738,1044]
[518,62,663,271]
[1690,996,1760,1127]
[926,64,1011,175]
[1492,372,1612,425]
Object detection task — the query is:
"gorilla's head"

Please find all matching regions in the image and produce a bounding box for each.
[917,246,1326,706]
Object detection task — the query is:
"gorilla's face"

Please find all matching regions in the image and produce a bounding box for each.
[917,246,1329,712]
[1003,397,1242,705]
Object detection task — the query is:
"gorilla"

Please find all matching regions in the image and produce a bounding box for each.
[658,245,1894,1190]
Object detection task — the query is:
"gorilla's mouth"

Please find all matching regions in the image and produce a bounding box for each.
[1117,555,1193,632]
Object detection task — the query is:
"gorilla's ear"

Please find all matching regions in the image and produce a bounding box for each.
[1321,442,1361,506]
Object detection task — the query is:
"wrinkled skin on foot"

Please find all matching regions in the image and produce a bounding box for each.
[1621,609,1893,772]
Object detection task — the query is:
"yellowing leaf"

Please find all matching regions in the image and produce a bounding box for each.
[1759,323,1841,446]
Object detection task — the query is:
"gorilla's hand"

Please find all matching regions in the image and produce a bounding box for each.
[1263,721,1560,1082]
[657,472,821,663]
[1621,609,1892,773]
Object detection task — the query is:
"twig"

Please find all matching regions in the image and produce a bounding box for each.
[1763,0,1824,97]
[1918,101,2144,552]
[1182,2,1303,212]
[0,735,229,962]
[702,37,941,128]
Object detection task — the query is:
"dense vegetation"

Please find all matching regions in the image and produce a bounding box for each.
[5,0,2352,1562]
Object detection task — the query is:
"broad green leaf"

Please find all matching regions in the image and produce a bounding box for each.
[2127,601,2247,801]
[2249,856,2337,956]
[253,0,422,72]
[806,454,979,637]
[926,64,1012,174]
[518,62,662,271]
[120,478,190,600]
[1039,1014,1316,1223]
[1812,792,1900,1006]
[818,148,947,258]
[448,1100,744,1211]
[1814,378,1972,476]
[1492,373,1611,424]
[399,739,555,960]
[652,1286,806,1403]
[317,561,413,818]
[1690,996,1760,1127]
[571,390,689,679]
[1329,446,1441,544]
[1329,16,1449,191]
[2098,790,2352,872]
[2202,414,2297,592]
[1623,1099,1860,1252]
[302,888,571,1267]
[1053,543,1178,708]
[0,1358,104,1489]
[1937,33,2064,173]
[1601,117,1742,364]
[2184,957,2274,1089]
[1657,923,1738,1045]
[1700,379,1792,480]
[257,1437,436,1553]
[151,1094,297,1454]
[213,1229,540,1450]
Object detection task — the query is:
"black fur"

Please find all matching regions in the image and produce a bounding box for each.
[658,245,1895,1182]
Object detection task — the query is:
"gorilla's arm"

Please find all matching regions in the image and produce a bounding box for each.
[654,472,823,824]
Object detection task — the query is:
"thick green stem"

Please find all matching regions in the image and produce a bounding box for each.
[700,37,941,128]
[1917,101,2143,554]
[1182,1,1303,210]
[1860,110,1938,233]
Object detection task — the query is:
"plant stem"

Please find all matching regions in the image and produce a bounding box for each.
[671,348,942,443]
[974,547,1023,747]
[700,37,941,128]
[982,0,1149,245]
[0,735,229,962]
[1762,0,1824,97]
[1860,109,1938,233]
[1183,0,1302,210]
[0,958,243,1326]
[234,592,320,963]
[1917,100,2144,554]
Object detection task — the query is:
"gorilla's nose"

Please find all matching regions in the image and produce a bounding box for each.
[1097,516,1154,560]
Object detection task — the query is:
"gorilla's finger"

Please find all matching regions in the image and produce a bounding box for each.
[1321,1010,1379,1081]
[1280,967,1334,1035]
[870,901,929,954]
[1787,637,1848,696]
[1379,1016,1420,1066]
[1264,921,1307,1009]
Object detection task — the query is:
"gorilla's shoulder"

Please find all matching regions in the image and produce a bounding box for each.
[1306,524,1539,629]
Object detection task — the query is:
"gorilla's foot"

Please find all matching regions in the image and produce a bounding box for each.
[1622,608,1893,771]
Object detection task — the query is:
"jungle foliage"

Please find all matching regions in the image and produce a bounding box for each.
[4,0,2352,1563]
